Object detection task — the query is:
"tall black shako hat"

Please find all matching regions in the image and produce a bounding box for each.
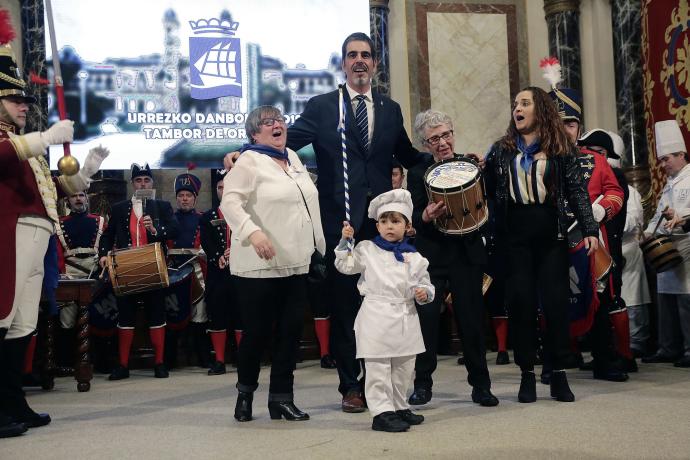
[0,10,36,103]
[131,163,153,180]
[174,173,201,196]
[541,57,581,123]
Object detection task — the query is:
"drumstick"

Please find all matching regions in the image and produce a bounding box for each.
[651,206,669,236]
[174,254,198,270]
[567,195,605,233]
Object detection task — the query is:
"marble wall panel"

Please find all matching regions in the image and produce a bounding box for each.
[422,8,514,154]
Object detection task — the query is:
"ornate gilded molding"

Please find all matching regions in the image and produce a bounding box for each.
[625,165,656,222]
[544,0,580,17]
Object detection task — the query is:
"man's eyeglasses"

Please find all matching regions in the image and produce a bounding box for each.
[424,130,454,146]
[259,117,286,127]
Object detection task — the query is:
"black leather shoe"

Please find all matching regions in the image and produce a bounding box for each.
[408,388,432,405]
[621,357,638,373]
[674,356,690,368]
[207,361,226,375]
[396,409,424,425]
[495,351,510,365]
[320,354,336,369]
[154,363,169,378]
[641,352,678,364]
[234,391,253,422]
[550,371,575,402]
[268,401,309,421]
[0,415,27,438]
[593,368,629,382]
[108,365,130,381]
[518,371,537,403]
[372,411,409,432]
[471,387,499,406]
[457,355,465,365]
[12,410,51,428]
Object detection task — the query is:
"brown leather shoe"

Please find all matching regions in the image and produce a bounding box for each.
[341,390,366,413]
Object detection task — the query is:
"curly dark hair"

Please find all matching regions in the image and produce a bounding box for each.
[499,86,573,157]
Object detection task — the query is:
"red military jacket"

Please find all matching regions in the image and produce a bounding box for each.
[576,145,624,295]
[0,121,60,318]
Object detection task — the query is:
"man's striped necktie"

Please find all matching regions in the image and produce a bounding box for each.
[354,94,369,152]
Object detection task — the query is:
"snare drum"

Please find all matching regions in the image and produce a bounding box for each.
[106,243,170,296]
[640,235,683,273]
[424,157,488,234]
[568,227,613,281]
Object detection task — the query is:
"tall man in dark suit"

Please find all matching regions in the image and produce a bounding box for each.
[286,33,429,412]
[226,33,428,412]
[98,164,179,380]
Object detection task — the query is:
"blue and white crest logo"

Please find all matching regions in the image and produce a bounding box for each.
[188,17,242,100]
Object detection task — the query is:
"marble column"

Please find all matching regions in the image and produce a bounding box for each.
[20,0,48,133]
[370,0,390,96]
[610,0,647,168]
[544,0,582,94]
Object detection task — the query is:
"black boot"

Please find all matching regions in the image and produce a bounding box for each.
[408,388,432,405]
[0,329,28,438]
[234,391,253,422]
[0,335,51,428]
[207,361,226,376]
[268,401,310,421]
[550,371,575,402]
[518,371,537,403]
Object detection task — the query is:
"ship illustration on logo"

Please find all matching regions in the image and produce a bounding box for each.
[188,17,242,100]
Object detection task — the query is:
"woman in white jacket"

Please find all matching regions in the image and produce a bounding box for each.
[221,106,325,422]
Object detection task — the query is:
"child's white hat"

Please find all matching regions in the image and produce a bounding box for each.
[654,119,686,158]
[367,189,413,221]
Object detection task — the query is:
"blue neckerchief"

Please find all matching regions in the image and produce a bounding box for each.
[516,135,541,172]
[372,235,417,262]
[240,143,290,165]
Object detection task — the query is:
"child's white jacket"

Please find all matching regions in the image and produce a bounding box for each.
[335,240,435,358]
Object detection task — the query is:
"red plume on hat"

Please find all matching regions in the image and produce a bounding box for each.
[0,10,16,45]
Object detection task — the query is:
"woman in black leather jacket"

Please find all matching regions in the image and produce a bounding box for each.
[484,86,599,404]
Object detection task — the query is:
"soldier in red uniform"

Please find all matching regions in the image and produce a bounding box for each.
[548,86,628,383]
[0,23,107,437]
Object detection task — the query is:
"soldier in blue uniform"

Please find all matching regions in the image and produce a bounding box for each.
[165,172,210,369]
[200,171,241,375]
[98,164,179,380]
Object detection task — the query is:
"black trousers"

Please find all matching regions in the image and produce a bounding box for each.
[505,204,571,371]
[324,218,377,396]
[117,291,166,328]
[205,272,241,331]
[415,258,491,391]
[234,275,307,400]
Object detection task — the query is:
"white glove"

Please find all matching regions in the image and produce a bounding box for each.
[592,203,606,223]
[41,120,74,146]
[81,145,110,178]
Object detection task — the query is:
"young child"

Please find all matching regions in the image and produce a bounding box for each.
[334,189,435,432]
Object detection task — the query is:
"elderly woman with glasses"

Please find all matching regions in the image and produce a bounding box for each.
[405,109,499,408]
[220,105,326,422]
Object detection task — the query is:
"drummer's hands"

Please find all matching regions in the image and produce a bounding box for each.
[583,236,599,256]
[141,215,157,235]
[342,221,354,240]
[99,256,108,269]
[249,230,275,260]
[422,201,447,223]
[663,208,684,230]
[414,287,428,303]
[223,151,241,170]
